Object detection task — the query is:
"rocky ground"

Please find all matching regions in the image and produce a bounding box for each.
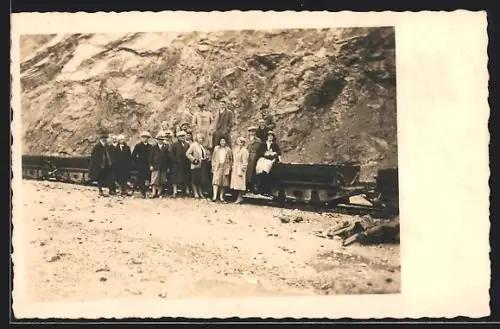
[20,27,397,181]
[20,180,400,302]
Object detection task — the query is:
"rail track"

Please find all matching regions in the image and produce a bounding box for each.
[21,155,399,219]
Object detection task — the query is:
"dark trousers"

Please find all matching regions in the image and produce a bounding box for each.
[116,177,128,194]
[97,167,114,193]
[134,169,149,197]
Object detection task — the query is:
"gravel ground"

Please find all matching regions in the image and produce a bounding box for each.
[20,180,400,302]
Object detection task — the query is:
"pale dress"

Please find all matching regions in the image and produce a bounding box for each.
[230,146,249,191]
[211,146,232,187]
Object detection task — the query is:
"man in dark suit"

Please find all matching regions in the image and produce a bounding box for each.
[212,102,234,148]
[131,131,152,198]
[255,119,270,142]
[170,130,191,197]
[88,131,114,197]
[149,132,171,198]
[114,134,132,196]
[107,135,119,195]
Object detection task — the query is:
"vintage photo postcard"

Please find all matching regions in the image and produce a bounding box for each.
[10,10,490,319]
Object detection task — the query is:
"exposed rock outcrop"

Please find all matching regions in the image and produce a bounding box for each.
[20,27,397,180]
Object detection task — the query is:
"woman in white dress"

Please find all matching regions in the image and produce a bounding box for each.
[211,137,233,202]
[230,137,250,204]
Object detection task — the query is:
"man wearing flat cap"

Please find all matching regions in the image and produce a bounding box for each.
[88,130,114,196]
[114,134,132,196]
[131,131,152,198]
[212,101,234,149]
[246,126,261,191]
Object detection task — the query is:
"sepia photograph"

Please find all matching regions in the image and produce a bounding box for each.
[19,26,399,301]
[11,10,489,319]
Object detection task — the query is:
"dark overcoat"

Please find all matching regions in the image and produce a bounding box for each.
[170,140,190,185]
[255,127,270,142]
[256,141,282,162]
[246,137,262,183]
[131,142,151,175]
[113,143,132,181]
[149,144,170,171]
[88,142,113,181]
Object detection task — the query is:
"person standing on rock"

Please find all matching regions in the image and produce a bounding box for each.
[230,136,250,204]
[149,132,171,199]
[255,119,270,142]
[185,133,209,199]
[131,131,152,199]
[261,104,276,131]
[212,102,234,149]
[191,103,214,149]
[114,134,132,196]
[211,136,233,202]
[170,130,191,197]
[88,131,114,197]
[245,126,261,192]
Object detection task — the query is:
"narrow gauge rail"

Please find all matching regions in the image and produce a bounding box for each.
[21,155,399,219]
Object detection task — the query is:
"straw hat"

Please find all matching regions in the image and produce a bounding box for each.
[140,131,151,138]
[117,134,125,141]
[247,126,258,132]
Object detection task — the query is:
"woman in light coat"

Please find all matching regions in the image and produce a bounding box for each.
[230,137,250,204]
[185,133,209,198]
[211,136,233,202]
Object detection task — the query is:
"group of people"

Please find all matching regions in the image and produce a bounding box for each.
[88,102,281,203]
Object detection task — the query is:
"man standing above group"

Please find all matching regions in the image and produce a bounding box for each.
[261,104,276,131]
[191,103,213,149]
[255,119,270,142]
[89,131,114,197]
[131,131,152,198]
[212,101,234,148]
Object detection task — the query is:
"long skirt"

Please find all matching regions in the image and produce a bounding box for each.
[171,163,190,185]
[230,172,246,191]
[191,168,204,185]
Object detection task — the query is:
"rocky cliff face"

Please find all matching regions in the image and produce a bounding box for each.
[20,27,397,181]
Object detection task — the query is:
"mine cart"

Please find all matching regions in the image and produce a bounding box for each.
[257,162,366,206]
[22,155,91,184]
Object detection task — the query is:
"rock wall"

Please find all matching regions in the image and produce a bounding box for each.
[19,27,397,181]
